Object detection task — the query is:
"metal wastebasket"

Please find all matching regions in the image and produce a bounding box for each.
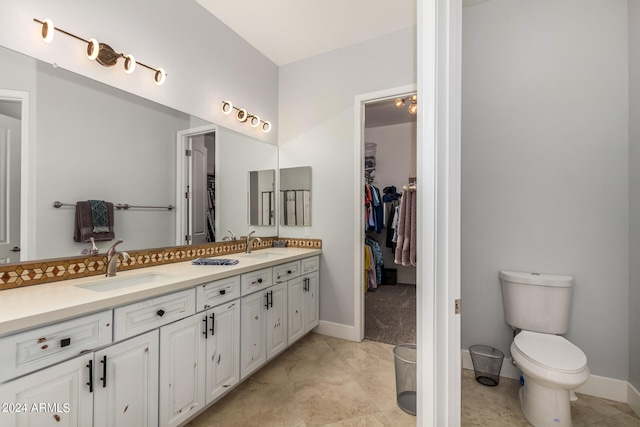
[469,345,504,386]
[393,343,417,415]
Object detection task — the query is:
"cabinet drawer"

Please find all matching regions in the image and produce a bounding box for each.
[0,310,112,383]
[113,289,195,341]
[301,256,320,274]
[273,260,301,283]
[240,267,272,296]
[196,275,240,311]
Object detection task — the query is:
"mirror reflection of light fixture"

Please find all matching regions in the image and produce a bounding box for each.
[220,101,271,133]
[34,18,166,85]
[394,94,418,115]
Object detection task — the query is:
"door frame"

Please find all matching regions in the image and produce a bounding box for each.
[354,83,417,343]
[175,124,218,245]
[0,89,30,261]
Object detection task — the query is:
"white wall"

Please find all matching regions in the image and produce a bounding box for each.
[462,0,629,380]
[0,0,278,144]
[364,122,417,285]
[628,0,640,391]
[279,28,416,326]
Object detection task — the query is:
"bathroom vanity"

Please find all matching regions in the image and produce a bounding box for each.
[0,247,320,427]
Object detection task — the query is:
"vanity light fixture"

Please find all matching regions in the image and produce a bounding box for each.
[34,18,167,85]
[220,101,271,133]
[394,94,418,115]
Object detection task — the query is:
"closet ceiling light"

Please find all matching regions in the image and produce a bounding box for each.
[34,18,166,85]
[220,100,271,133]
[394,95,418,115]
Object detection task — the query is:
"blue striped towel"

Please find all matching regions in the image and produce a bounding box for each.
[192,258,239,266]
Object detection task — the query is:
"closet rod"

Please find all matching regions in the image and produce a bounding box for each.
[402,184,417,192]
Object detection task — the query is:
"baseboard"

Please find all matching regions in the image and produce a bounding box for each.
[314,320,359,341]
[461,349,628,403]
[628,382,640,418]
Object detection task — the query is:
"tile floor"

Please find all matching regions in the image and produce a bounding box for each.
[186,333,640,426]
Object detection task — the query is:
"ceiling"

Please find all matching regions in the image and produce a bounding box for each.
[195,0,417,66]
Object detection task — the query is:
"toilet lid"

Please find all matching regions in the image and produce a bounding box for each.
[514,331,587,373]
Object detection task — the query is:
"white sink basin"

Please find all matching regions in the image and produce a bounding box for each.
[242,251,282,259]
[75,272,170,292]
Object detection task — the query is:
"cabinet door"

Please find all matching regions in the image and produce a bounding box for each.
[303,272,320,334]
[93,331,159,427]
[159,314,206,427]
[205,301,240,405]
[266,282,288,361]
[0,354,93,427]
[288,277,305,344]
[240,291,267,379]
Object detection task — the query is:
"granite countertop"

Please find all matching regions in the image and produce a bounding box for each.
[0,247,321,336]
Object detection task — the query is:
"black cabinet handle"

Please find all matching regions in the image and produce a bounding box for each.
[269,290,273,308]
[210,313,215,336]
[287,270,292,274]
[264,292,269,309]
[203,316,208,339]
[100,355,107,388]
[220,289,226,295]
[157,309,165,317]
[61,337,71,347]
[257,278,263,284]
[86,360,93,393]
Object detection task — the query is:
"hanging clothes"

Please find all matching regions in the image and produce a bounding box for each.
[364,184,384,233]
[365,236,384,288]
[394,189,417,267]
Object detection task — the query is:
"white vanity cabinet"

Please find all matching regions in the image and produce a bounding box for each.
[0,353,94,427]
[240,280,288,380]
[93,330,159,427]
[159,296,241,427]
[288,256,320,344]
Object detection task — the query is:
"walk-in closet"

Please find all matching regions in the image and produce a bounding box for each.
[363,95,417,346]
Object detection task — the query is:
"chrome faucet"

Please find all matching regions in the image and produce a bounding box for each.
[81,237,99,255]
[245,231,262,254]
[106,239,130,277]
[221,230,236,241]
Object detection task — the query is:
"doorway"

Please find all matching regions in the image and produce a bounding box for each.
[362,95,418,345]
[175,124,218,246]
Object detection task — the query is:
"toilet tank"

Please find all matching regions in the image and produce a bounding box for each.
[499,270,574,334]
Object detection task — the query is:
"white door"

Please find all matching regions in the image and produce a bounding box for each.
[93,331,159,427]
[159,314,206,427]
[0,113,20,263]
[0,354,93,427]
[303,272,320,333]
[240,291,267,379]
[287,276,304,344]
[190,137,208,245]
[205,301,240,405]
[266,282,288,360]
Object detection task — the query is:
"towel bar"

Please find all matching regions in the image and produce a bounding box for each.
[52,201,175,210]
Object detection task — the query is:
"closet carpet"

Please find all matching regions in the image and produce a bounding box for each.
[365,283,416,345]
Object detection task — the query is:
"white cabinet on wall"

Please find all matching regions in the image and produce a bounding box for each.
[93,330,159,427]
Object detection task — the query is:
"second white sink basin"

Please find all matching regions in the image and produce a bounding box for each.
[242,251,282,259]
[75,272,170,292]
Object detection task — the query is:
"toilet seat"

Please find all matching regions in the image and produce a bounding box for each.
[514,331,587,373]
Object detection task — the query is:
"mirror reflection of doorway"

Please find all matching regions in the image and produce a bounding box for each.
[0,95,22,263]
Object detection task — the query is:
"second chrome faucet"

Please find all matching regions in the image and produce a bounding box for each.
[106,239,130,277]
[246,231,261,254]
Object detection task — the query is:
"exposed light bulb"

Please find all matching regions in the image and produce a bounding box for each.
[154,68,166,85]
[394,98,404,109]
[250,115,260,128]
[410,94,418,102]
[42,19,54,43]
[408,102,418,115]
[87,38,99,60]
[221,101,233,114]
[123,54,136,74]
[262,121,271,133]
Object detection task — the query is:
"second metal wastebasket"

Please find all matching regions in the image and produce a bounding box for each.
[393,343,417,415]
[469,345,504,386]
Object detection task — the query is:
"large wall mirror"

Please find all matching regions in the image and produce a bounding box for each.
[0,44,278,262]
[279,166,312,226]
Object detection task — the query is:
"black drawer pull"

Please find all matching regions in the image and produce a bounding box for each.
[157,309,165,317]
[210,313,215,336]
[220,289,226,295]
[61,337,71,347]
[100,355,107,388]
[203,316,208,339]
[257,278,263,284]
[86,360,93,393]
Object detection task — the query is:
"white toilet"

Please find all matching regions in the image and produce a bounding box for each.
[499,270,590,427]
